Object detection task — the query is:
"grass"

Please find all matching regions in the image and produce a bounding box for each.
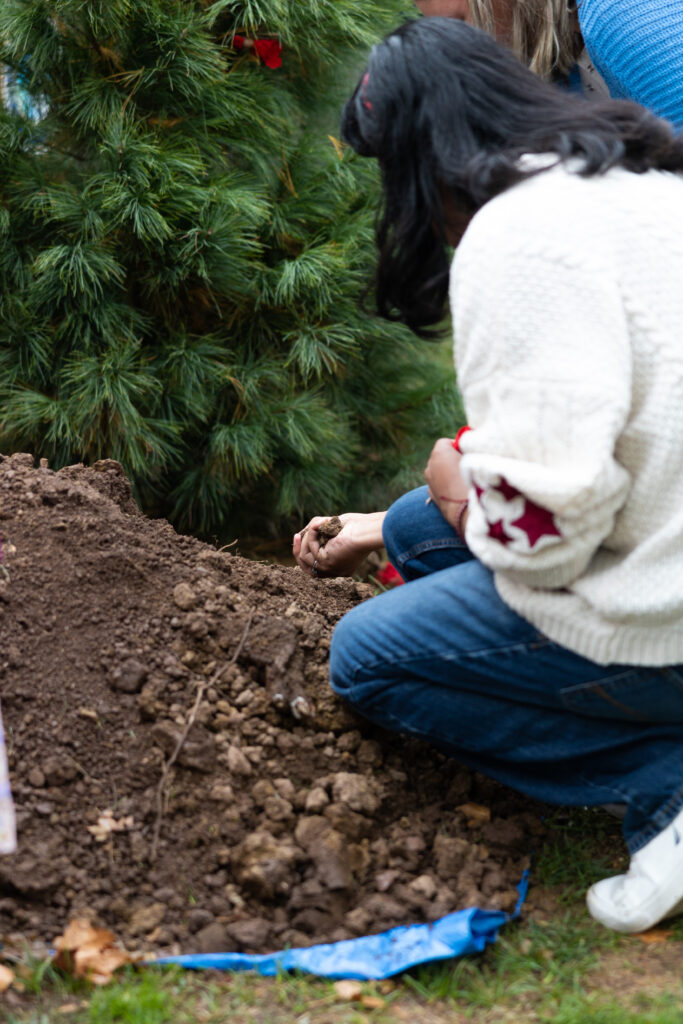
[541,993,683,1024]
[4,808,683,1024]
[534,807,628,900]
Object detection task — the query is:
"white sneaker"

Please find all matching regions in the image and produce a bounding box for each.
[586,806,683,933]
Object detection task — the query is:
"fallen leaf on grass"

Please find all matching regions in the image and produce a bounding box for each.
[633,929,673,944]
[87,809,134,842]
[0,963,15,991]
[53,919,136,985]
[456,802,491,827]
[361,995,386,1010]
[333,979,363,1001]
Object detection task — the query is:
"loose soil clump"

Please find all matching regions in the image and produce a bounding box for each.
[0,453,541,956]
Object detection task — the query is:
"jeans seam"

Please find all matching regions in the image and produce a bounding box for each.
[394,537,467,569]
[627,792,683,854]
[343,641,555,679]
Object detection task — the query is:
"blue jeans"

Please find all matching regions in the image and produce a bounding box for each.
[330,487,683,854]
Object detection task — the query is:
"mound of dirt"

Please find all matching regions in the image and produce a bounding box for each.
[0,453,542,956]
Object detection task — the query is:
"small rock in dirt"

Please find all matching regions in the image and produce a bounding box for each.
[226,745,252,777]
[324,803,371,841]
[273,778,296,801]
[27,768,45,788]
[330,773,382,815]
[41,755,78,787]
[209,783,235,803]
[481,869,509,896]
[173,582,198,611]
[408,874,437,901]
[227,917,273,951]
[363,893,408,924]
[307,827,354,891]
[128,903,166,935]
[389,834,426,871]
[345,907,372,935]
[305,787,329,813]
[0,855,64,896]
[337,731,362,753]
[151,721,216,773]
[433,834,472,878]
[195,922,232,954]
[251,780,275,805]
[356,739,383,767]
[187,908,214,933]
[375,869,400,893]
[233,831,302,900]
[110,657,148,694]
[263,796,293,822]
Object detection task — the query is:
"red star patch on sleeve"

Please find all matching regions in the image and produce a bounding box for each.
[487,519,514,545]
[494,477,521,502]
[511,499,562,548]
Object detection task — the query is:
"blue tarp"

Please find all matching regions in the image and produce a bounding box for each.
[154,871,528,981]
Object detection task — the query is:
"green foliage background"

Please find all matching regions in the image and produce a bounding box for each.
[0,0,461,537]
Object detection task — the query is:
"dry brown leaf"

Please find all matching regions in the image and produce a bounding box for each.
[456,802,491,827]
[87,810,134,842]
[333,979,363,1001]
[361,995,386,1010]
[52,919,134,985]
[54,919,117,953]
[633,929,673,944]
[58,1004,82,1015]
[0,963,15,992]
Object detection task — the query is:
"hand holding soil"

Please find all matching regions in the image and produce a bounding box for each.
[293,512,387,578]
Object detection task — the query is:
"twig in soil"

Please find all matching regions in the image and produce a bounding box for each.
[230,607,255,666]
[150,677,210,863]
[70,757,102,786]
[149,609,255,862]
[218,539,238,552]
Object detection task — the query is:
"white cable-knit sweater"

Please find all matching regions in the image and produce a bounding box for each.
[451,159,683,666]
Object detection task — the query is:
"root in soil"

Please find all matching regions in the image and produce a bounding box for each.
[0,453,542,957]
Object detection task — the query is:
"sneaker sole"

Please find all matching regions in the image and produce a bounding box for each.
[587,878,683,934]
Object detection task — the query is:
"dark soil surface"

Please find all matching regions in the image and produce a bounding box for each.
[0,453,542,957]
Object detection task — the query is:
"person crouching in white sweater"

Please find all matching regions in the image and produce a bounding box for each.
[293,18,683,934]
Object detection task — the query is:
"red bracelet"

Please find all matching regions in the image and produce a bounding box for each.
[438,496,469,542]
[452,425,472,453]
[455,499,469,542]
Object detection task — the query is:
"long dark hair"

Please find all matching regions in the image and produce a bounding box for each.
[342,18,683,335]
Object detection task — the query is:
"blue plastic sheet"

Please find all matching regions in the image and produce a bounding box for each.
[154,872,528,981]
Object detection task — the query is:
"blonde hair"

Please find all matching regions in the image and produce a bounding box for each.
[468,0,578,79]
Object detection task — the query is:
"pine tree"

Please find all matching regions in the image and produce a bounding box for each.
[0,0,461,537]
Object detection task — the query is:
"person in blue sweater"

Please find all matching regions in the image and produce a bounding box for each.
[415,0,683,127]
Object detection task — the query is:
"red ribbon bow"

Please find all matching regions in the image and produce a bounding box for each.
[233,35,283,69]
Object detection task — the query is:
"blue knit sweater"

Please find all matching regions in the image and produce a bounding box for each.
[578,0,683,127]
